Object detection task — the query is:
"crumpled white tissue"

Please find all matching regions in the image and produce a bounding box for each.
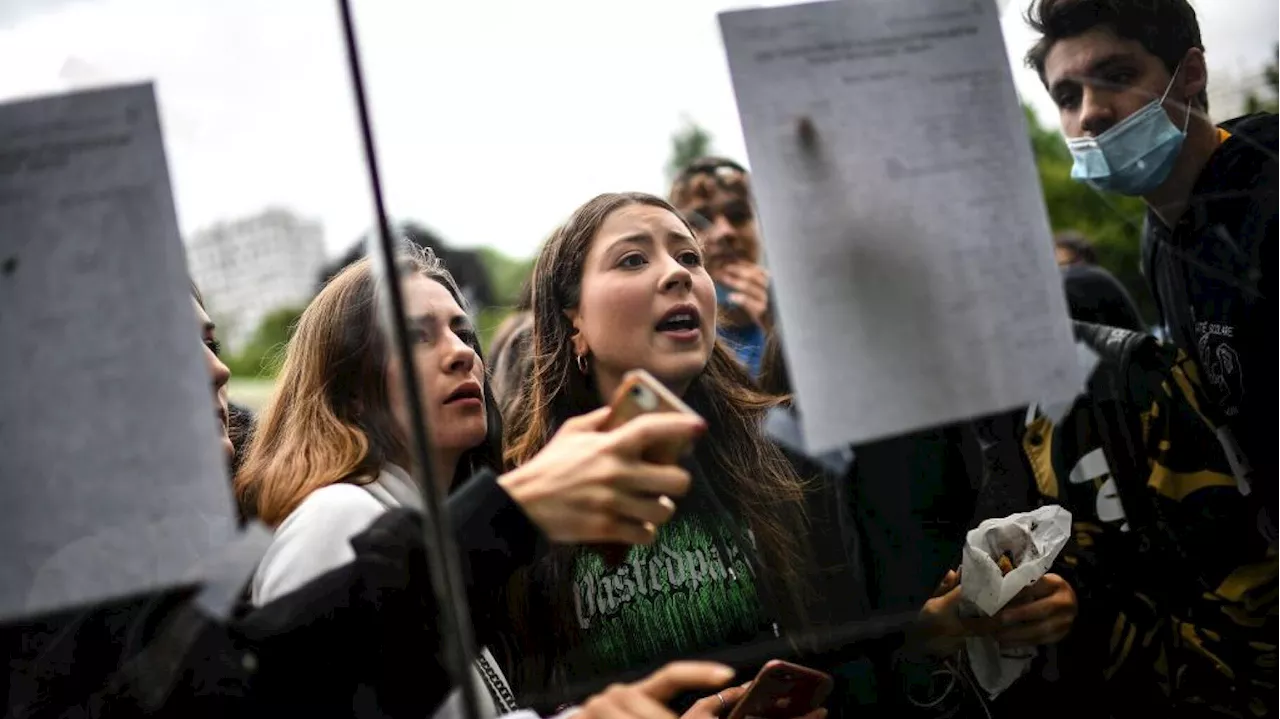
[960,505,1072,698]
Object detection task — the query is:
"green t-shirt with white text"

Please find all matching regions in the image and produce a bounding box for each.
[568,510,769,676]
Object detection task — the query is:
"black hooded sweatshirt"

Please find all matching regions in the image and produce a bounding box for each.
[1141,112,1277,537]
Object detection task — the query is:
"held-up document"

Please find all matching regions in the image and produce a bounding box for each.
[720,0,1079,452]
[0,84,243,621]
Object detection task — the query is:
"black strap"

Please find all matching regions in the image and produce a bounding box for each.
[1140,219,1169,336]
[475,649,518,714]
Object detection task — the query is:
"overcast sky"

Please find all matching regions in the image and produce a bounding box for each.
[1,0,1275,257]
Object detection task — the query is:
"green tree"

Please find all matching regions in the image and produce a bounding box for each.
[1268,46,1279,91]
[666,117,714,181]
[475,246,535,352]
[1024,104,1155,323]
[225,306,305,378]
[1243,90,1276,115]
[476,246,534,307]
[1243,44,1278,115]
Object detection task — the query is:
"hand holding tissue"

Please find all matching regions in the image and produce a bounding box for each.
[959,506,1074,698]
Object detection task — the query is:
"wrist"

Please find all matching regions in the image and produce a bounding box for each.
[496,466,531,505]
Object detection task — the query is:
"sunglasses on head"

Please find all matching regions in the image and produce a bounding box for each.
[675,158,749,183]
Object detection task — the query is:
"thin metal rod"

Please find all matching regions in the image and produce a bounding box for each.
[335,3,483,719]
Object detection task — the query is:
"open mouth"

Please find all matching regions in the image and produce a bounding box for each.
[444,382,484,405]
[655,305,702,338]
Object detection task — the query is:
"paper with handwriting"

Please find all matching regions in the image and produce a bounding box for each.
[720,0,1078,450]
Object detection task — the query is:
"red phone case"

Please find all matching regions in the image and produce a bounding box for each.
[726,660,833,719]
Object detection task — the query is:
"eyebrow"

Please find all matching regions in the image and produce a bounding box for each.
[609,230,696,252]
[408,312,472,331]
[1049,52,1135,95]
[609,233,654,252]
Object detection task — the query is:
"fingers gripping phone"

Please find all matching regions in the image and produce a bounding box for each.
[727,661,833,719]
[603,369,701,464]
[595,370,702,565]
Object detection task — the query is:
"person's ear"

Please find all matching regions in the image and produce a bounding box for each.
[565,309,588,357]
[1180,48,1208,112]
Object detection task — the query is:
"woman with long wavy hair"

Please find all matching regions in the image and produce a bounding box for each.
[501,192,869,710]
[235,245,708,716]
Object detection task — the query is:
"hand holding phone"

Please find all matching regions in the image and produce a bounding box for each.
[595,370,703,564]
[725,661,832,719]
[603,369,702,465]
[497,404,700,549]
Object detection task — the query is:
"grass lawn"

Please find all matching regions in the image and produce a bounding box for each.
[227,377,276,412]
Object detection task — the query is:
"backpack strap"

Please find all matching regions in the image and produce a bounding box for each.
[476,646,519,714]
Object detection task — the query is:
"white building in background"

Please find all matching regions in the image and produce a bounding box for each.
[187,208,326,352]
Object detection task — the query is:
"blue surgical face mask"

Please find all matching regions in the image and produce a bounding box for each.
[1066,65,1190,196]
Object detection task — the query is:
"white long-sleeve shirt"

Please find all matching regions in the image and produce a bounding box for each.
[251,465,417,605]
[251,465,514,717]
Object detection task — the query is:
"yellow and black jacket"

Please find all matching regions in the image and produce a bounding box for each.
[1024,323,1276,718]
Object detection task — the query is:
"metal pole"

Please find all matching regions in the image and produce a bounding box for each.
[335,3,483,719]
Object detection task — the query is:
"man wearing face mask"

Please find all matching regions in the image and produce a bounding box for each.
[1027,0,1277,542]
[669,157,773,377]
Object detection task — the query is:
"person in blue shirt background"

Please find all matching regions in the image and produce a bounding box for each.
[669,158,773,377]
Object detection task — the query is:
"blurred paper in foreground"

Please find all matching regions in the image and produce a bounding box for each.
[719,0,1079,451]
[0,84,239,621]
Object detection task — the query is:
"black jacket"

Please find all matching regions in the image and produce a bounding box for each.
[1015,323,1276,718]
[3,470,538,719]
[1141,112,1277,537]
[1061,263,1146,332]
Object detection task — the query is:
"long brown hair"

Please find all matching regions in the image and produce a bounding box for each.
[489,310,534,419]
[235,246,503,526]
[503,192,812,690]
[758,329,793,398]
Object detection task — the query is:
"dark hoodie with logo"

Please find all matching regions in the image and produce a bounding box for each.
[1141,112,1277,537]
